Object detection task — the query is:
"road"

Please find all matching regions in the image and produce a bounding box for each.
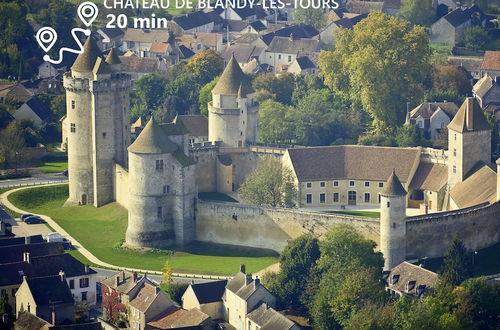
[92,267,214,285]
[0,173,68,189]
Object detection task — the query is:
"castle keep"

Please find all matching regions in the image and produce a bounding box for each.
[64,37,500,266]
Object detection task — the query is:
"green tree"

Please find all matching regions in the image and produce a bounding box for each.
[51,94,66,121]
[292,7,326,30]
[440,238,473,286]
[0,121,25,168]
[0,291,12,316]
[35,0,76,50]
[161,260,173,286]
[253,73,295,105]
[395,124,430,147]
[463,26,489,51]
[460,278,500,329]
[239,157,297,207]
[399,0,435,26]
[258,100,295,144]
[135,72,168,113]
[185,49,224,85]
[273,235,320,309]
[319,12,431,132]
[198,77,219,116]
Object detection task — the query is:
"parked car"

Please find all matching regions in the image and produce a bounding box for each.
[21,214,34,221]
[63,170,68,177]
[44,232,73,250]
[24,216,44,224]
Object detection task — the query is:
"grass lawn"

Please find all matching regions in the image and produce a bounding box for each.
[324,210,380,219]
[198,192,238,202]
[430,43,453,63]
[8,184,277,275]
[416,242,500,277]
[35,161,68,174]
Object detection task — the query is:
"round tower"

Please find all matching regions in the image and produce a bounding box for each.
[126,118,178,248]
[208,54,258,147]
[63,38,130,207]
[379,169,407,270]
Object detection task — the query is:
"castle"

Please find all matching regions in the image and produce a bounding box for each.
[64,37,500,270]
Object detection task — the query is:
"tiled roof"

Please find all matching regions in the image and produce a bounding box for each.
[189,280,227,304]
[119,56,159,73]
[226,19,249,32]
[105,48,121,65]
[346,0,384,14]
[147,306,210,328]
[173,10,213,30]
[123,29,169,43]
[286,145,420,182]
[175,115,208,137]
[0,235,44,247]
[382,0,401,10]
[23,96,51,120]
[26,275,74,305]
[213,55,254,95]
[443,8,470,27]
[409,163,448,192]
[247,303,297,330]
[14,311,51,330]
[473,75,494,98]
[380,169,407,197]
[295,56,316,70]
[267,37,319,55]
[0,242,63,264]
[226,272,267,301]
[481,51,500,71]
[101,270,142,294]
[250,20,267,32]
[0,253,95,286]
[149,43,169,53]
[222,44,264,64]
[98,27,124,39]
[386,262,438,298]
[195,32,223,47]
[261,23,319,45]
[450,164,497,208]
[448,97,491,132]
[448,57,482,73]
[129,281,160,312]
[128,118,178,154]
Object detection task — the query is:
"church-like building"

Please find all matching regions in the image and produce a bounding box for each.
[63,37,499,262]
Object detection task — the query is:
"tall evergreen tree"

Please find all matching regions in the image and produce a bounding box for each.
[440,238,473,286]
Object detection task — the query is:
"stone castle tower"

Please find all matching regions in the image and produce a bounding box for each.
[126,118,197,248]
[379,170,407,270]
[447,97,492,189]
[63,39,131,207]
[208,54,259,147]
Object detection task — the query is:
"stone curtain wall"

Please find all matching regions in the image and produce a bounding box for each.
[195,201,380,252]
[406,202,500,259]
[113,163,129,209]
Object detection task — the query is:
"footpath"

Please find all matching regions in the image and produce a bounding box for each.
[0,184,236,280]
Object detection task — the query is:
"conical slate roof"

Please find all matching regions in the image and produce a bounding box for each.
[93,57,111,74]
[128,118,178,154]
[213,54,254,95]
[448,97,491,133]
[380,169,407,197]
[72,37,103,72]
[105,48,121,65]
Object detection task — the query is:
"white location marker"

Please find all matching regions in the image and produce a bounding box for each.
[36,27,58,53]
[77,1,99,27]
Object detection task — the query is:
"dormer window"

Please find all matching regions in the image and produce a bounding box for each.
[405,280,416,292]
[391,274,399,285]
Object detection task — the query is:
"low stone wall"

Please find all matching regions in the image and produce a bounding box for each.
[406,202,500,259]
[195,201,380,252]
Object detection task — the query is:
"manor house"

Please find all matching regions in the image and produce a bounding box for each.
[63,37,499,260]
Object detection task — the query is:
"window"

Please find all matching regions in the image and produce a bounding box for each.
[320,181,325,187]
[278,54,282,60]
[333,193,339,202]
[71,100,75,109]
[364,193,370,203]
[320,193,326,203]
[378,194,381,203]
[306,182,312,188]
[69,279,75,289]
[379,182,384,188]
[365,182,370,187]
[157,207,162,218]
[453,165,456,173]
[70,123,76,133]
[440,122,445,128]
[333,181,339,187]
[418,121,423,128]
[453,148,456,157]
[163,185,167,193]
[79,278,89,288]
[288,55,292,62]
[387,201,390,207]
[306,194,312,204]
[349,181,355,186]
[102,132,106,138]
[454,134,457,140]
[156,159,164,170]
[81,291,87,301]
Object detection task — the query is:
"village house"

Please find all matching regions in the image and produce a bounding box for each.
[175,115,209,144]
[176,32,225,53]
[96,27,124,51]
[182,280,227,319]
[473,75,500,109]
[222,44,266,67]
[121,29,169,57]
[260,23,319,46]
[406,101,459,140]
[119,56,166,80]
[233,33,269,49]
[146,41,194,66]
[448,57,483,84]
[384,261,439,299]
[319,14,367,47]
[0,239,63,265]
[247,303,301,330]
[264,36,320,72]
[172,10,215,34]
[0,82,33,104]
[15,274,75,325]
[288,55,318,75]
[345,0,384,15]
[12,96,51,127]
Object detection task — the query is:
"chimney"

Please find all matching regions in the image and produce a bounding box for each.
[263,302,268,310]
[190,279,195,285]
[239,264,246,274]
[115,275,120,287]
[0,221,5,235]
[84,264,89,273]
[24,236,30,245]
[59,270,65,282]
[23,252,31,264]
[254,277,260,289]
[155,286,161,295]
[133,272,138,283]
[245,275,252,286]
[51,310,56,325]
[466,97,474,130]
[122,271,126,282]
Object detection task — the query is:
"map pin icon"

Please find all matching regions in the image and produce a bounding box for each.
[36,27,58,53]
[78,2,99,27]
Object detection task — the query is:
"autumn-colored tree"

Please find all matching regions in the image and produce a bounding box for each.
[432,62,471,96]
[102,286,126,324]
[185,49,224,85]
[162,260,173,286]
[319,12,431,132]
